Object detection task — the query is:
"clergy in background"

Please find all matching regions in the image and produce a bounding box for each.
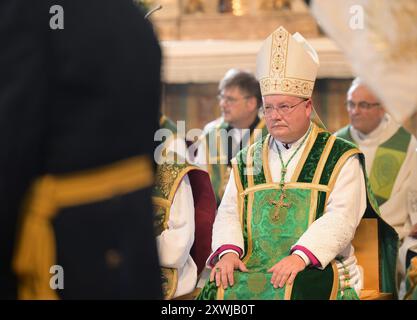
[153,115,216,299]
[335,78,417,297]
[194,69,268,206]
[336,78,417,241]
[198,26,397,300]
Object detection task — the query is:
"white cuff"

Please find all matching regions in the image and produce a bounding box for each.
[292,250,311,266]
[219,249,240,259]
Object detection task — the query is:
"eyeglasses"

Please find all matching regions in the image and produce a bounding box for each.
[262,99,308,116]
[217,94,250,105]
[345,100,380,110]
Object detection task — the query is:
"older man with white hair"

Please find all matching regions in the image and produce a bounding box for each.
[336,79,417,298]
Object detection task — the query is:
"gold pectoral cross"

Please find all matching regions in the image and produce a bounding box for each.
[268,191,291,222]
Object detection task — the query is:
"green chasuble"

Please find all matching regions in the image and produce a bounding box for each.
[199,123,398,300]
[204,118,268,206]
[336,125,411,206]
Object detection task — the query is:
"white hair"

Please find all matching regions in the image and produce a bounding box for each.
[348,77,365,94]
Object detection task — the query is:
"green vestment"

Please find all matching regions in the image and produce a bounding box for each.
[199,124,398,300]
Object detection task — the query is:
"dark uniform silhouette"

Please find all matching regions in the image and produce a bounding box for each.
[0,0,162,299]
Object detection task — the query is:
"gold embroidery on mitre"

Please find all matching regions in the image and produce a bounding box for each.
[260,26,315,98]
[270,27,288,79]
[260,78,314,98]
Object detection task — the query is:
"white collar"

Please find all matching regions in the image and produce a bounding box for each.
[271,123,312,152]
[350,114,400,145]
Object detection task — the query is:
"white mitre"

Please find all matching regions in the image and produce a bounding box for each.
[256,26,319,98]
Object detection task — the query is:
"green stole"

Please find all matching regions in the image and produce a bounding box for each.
[336,125,411,206]
[204,118,268,206]
[199,124,398,300]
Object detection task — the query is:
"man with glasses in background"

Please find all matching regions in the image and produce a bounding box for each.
[194,69,267,206]
[198,26,397,300]
[336,78,417,298]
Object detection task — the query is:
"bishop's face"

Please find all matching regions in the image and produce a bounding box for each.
[263,94,312,144]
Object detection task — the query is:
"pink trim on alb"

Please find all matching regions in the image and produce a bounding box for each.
[208,245,243,267]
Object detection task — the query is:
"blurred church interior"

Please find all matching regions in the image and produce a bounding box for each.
[140,0,417,135]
